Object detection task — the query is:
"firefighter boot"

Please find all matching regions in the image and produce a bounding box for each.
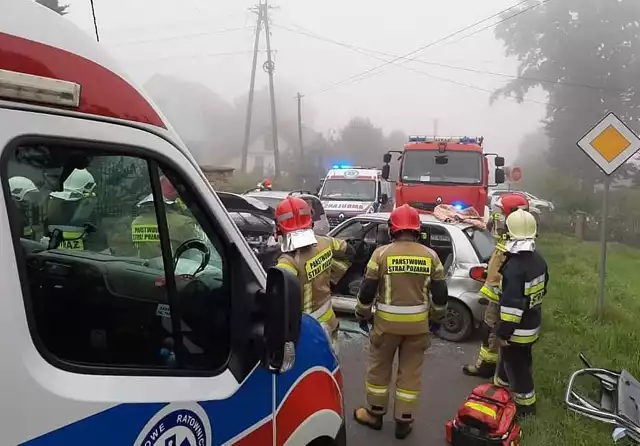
[395,414,413,440]
[354,407,383,431]
[516,403,536,420]
[462,361,496,378]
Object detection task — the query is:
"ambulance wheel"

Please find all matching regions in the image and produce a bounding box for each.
[438,299,473,342]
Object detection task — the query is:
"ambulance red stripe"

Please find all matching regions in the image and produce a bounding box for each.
[0,32,166,129]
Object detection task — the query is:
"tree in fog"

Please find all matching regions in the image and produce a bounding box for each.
[491,0,640,192]
[35,0,69,15]
[333,117,387,167]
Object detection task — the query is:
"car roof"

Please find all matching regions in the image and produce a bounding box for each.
[246,190,318,200]
[353,212,475,230]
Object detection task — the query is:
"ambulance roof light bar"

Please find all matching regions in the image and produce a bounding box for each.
[0,69,81,108]
[408,135,484,145]
[331,165,379,170]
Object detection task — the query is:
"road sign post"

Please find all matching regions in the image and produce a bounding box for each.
[577,112,640,319]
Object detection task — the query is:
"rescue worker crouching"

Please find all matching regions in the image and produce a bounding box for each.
[9,176,40,240]
[493,209,548,418]
[353,204,449,440]
[463,193,529,378]
[274,197,355,350]
[131,176,202,259]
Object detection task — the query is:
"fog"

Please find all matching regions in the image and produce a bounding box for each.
[63,0,548,166]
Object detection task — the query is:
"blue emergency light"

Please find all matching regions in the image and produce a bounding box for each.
[332,164,353,169]
[452,201,467,211]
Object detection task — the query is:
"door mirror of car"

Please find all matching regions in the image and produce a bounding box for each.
[258,266,302,374]
[495,156,505,167]
[381,164,390,180]
[383,153,392,164]
[379,193,389,205]
[494,168,505,184]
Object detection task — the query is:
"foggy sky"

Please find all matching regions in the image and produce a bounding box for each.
[64,0,548,160]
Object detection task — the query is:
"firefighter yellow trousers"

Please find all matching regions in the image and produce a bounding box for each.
[470,301,499,370]
[365,326,430,421]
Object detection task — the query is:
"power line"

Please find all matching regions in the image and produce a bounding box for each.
[274,22,624,93]
[272,23,547,105]
[122,50,260,64]
[310,0,553,94]
[107,27,253,47]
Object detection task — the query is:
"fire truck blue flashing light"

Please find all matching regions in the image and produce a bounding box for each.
[453,201,466,211]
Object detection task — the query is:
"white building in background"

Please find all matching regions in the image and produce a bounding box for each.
[228,133,291,177]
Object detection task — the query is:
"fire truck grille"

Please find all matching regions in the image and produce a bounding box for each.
[408,202,436,212]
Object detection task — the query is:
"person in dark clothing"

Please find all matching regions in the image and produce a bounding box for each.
[492,209,549,418]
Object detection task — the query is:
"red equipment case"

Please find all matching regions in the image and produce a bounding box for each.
[446,384,521,446]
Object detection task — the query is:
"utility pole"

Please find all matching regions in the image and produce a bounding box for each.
[262,0,281,179]
[240,5,264,174]
[296,92,305,183]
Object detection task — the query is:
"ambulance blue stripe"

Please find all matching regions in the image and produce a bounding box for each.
[21,316,336,445]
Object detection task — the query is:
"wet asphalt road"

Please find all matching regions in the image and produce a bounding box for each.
[337,318,485,446]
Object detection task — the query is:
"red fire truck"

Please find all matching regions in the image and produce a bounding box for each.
[381,136,506,217]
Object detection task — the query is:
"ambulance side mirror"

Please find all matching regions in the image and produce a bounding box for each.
[383,153,392,164]
[260,266,302,373]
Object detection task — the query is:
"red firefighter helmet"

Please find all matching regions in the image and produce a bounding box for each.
[389,204,421,234]
[262,178,273,188]
[495,193,529,217]
[275,197,316,252]
[160,176,179,201]
[275,196,313,233]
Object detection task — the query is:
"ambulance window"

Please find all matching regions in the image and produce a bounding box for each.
[2,142,230,375]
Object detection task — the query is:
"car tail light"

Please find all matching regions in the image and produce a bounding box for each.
[469,266,486,282]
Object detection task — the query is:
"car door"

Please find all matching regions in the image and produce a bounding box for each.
[0,109,275,445]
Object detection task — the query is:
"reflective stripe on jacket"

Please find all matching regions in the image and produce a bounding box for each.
[495,249,549,344]
[480,240,507,302]
[276,236,349,320]
[357,240,445,336]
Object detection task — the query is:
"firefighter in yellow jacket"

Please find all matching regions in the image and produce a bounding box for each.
[353,204,449,440]
[131,176,203,259]
[463,193,529,378]
[274,196,355,349]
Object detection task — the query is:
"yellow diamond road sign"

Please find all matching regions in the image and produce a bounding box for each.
[577,112,640,175]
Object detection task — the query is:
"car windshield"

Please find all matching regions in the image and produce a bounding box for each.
[401,150,482,185]
[320,179,376,201]
[463,226,496,262]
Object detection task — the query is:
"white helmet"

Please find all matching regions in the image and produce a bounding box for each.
[505,209,537,240]
[9,176,38,201]
[50,169,96,202]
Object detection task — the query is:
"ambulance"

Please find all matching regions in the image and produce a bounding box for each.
[0,2,345,445]
[318,166,393,228]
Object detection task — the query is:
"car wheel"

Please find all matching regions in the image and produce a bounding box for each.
[438,299,474,342]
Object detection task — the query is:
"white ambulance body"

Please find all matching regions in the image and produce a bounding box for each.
[318,167,392,228]
[0,1,344,445]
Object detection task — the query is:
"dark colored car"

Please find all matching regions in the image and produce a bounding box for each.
[216,192,279,269]
[243,190,330,235]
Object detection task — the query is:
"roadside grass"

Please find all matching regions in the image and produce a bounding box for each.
[521,233,640,445]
